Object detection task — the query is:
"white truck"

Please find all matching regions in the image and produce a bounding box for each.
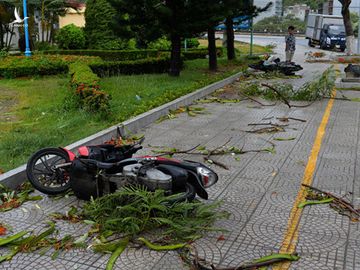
[306,14,346,51]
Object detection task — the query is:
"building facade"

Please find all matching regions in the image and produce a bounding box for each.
[253,0,283,23]
[284,4,310,21]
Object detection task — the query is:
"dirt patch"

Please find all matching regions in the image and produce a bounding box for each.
[0,87,18,122]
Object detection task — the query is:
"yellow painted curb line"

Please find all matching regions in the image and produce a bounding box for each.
[273,66,338,270]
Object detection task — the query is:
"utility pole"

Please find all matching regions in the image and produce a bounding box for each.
[23,0,31,56]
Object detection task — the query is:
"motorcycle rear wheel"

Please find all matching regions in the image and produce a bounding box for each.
[26,148,71,195]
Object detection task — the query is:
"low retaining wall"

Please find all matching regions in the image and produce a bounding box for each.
[0,71,243,189]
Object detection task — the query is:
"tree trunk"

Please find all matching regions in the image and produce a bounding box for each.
[41,1,45,42]
[208,27,217,71]
[169,33,181,76]
[0,21,4,49]
[341,0,354,54]
[225,17,235,60]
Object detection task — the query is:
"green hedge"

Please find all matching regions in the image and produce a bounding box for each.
[0,55,102,78]
[0,56,67,78]
[90,57,171,77]
[41,47,224,62]
[182,47,224,60]
[42,49,159,61]
[69,62,110,112]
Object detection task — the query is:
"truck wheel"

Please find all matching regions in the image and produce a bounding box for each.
[340,47,346,52]
[308,39,315,47]
[320,41,327,50]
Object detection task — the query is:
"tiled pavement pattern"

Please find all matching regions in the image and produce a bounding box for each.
[2,84,360,269]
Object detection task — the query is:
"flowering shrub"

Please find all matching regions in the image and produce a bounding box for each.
[69,62,111,112]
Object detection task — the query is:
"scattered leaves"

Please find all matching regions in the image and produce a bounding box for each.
[50,206,83,223]
[0,182,42,212]
[156,106,206,123]
[0,226,7,236]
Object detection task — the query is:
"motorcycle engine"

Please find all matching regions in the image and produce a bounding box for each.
[122,164,172,192]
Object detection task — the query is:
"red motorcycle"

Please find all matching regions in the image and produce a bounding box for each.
[26,137,218,201]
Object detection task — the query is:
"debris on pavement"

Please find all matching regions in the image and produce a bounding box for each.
[302,184,360,222]
[276,117,307,123]
[188,249,300,270]
[0,182,42,212]
[156,106,207,123]
[151,138,276,169]
[50,206,83,223]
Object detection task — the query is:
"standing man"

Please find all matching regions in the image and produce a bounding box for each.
[285,26,296,63]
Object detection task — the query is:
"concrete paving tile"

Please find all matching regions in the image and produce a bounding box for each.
[150,251,188,270]
[218,244,277,269]
[94,248,163,270]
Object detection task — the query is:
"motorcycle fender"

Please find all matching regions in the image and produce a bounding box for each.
[188,171,208,200]
[59,147,76,161]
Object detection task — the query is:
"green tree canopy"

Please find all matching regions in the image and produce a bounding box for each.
[253,15,306,33]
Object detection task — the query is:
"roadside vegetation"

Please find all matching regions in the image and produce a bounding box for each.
[0,55,256,172]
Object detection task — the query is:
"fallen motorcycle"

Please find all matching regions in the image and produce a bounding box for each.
[249,59,303,76]
[26,137,218,201]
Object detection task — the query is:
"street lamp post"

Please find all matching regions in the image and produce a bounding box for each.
[358,3,360,54]
[23,0,31,56]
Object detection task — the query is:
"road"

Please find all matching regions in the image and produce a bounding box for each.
[235,34,308,48]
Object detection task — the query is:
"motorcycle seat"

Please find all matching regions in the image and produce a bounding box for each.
[94,161,115,169]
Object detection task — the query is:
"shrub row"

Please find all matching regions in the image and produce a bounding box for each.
[0,55,102,78]
[69,62,111,112]
[41,47,224,62]
[0,47,224,78]
[182,47,224,60]
[90,57,171,77]
[42,49,159,61]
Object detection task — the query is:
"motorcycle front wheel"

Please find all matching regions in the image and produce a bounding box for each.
[167,183,196,204]
[26,148,72,195]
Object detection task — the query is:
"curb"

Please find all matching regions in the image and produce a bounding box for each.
[0,71,243,189]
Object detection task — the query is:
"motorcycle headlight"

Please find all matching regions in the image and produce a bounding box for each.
[197,167,218,188]
[326,37,331,44]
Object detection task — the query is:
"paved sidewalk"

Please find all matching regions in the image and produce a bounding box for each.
[1,47,360,269]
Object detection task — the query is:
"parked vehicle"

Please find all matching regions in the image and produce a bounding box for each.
[306,14,346,51]
[215,16,251,31]
[26,136,218,201]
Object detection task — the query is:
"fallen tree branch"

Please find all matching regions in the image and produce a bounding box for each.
[154,144,200,157]
[261,83,292,108]
[149,138,275,169]
[246,126,285,134]
[248,122,272,126]
[276,117,307,123]
[302,184,360,221]
[203,157,229,170]
[239,92,276,107]
[189,249,300,270]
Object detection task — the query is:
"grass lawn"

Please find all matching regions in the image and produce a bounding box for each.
[0,56,257,172]
[198,39,273,55]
